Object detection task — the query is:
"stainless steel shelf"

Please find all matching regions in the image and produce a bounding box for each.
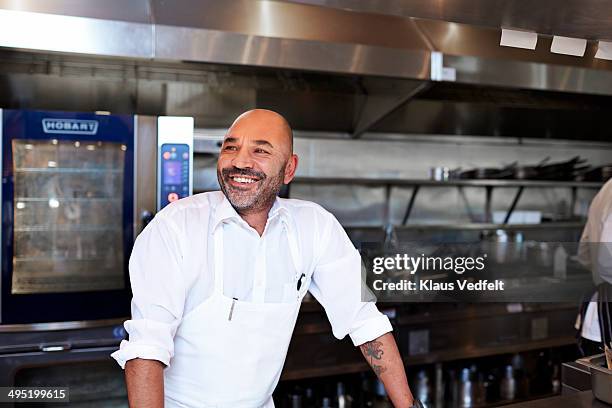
[201,179,598,230]
[292,176,604,188]
[290,176,601,228]
[345,222,586,231]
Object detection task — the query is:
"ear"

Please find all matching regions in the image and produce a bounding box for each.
[283,154,299,184]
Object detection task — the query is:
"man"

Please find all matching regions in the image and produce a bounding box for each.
[112,109,416,407]
[576,178,612,355]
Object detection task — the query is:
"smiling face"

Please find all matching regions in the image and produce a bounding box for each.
[217,109,298,214]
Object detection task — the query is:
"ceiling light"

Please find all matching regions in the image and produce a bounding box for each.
[551,36,587,57]
[500,28,537,50]
[595,40,612,60]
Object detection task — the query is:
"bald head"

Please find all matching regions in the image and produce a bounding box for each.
[217,109,298,214]
[227,109,293,156]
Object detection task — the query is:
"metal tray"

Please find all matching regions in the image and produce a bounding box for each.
[577,354,612,404]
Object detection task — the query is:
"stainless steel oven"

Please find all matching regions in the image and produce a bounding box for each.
[0,109,193,325]
[0,109,193,400]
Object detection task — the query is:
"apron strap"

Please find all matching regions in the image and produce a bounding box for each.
[284,220,302,278]
[213,224,225,293]
[599,283,612,349]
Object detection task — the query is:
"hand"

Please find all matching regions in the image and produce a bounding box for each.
[409,399,424,408]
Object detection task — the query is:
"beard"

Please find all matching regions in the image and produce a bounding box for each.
[217,164,286,213]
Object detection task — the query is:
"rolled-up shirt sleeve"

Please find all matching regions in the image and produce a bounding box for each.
[111,213,186,369]
[308,210,392,346]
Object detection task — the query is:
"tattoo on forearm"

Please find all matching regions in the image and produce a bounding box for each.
[360,340,387,376]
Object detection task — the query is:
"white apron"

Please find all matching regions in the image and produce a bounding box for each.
[164,218,308,408]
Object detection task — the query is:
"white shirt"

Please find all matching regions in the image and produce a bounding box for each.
[578,179,612,342]
[112,191,392,368]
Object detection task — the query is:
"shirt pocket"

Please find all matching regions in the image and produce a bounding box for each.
[282,282,298,303]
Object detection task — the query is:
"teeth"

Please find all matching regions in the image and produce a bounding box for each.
[232,176,256,184]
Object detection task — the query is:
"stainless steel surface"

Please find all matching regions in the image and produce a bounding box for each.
[414,20,598,66]
[134,116,157,236]
[443,53,612,96]
[0,0,434,78]
[2,47,612,141]
[0,9,153,58]
[286,302,579,380]
[0,0,152,23]
[5,0,612,54]
[577,354,612,404]
[2,0,612,98]
[352,81,429,138]
[291,176,604,188]
[366,94,612,142]
[194,131,610,228]
[154,24,431,79]
[562,361,593,393]
[281,0,612,41]
[0,318,125,333]
[355,222,586,231]
[151,0,431,50]
[502,390,607,407]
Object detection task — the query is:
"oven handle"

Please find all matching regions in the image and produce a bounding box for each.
[40,343,71,352]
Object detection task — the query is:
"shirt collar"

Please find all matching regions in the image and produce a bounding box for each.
[212,192,291,233]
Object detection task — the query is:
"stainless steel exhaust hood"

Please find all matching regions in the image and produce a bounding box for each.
[1,0,612,96]
[280,0,612,42]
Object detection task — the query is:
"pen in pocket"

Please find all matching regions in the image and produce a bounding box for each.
[228,297,237,321]
[296,273,306,292]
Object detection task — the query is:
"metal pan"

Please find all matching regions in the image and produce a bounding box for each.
[577,354,612,404]
[579,165,612,182]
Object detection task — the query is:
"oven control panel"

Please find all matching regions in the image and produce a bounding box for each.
[157,117,194,211]
[160,143,190,208]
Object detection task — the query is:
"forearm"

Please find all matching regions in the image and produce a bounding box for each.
[359,332,414,407]
[125,358,165,408]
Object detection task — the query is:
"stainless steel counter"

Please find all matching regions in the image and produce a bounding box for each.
[505,391,608,408]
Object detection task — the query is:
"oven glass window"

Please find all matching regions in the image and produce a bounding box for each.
[11,139,126,294]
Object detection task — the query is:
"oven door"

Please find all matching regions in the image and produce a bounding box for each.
[0,345,126,407]
[1,109,134,324]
